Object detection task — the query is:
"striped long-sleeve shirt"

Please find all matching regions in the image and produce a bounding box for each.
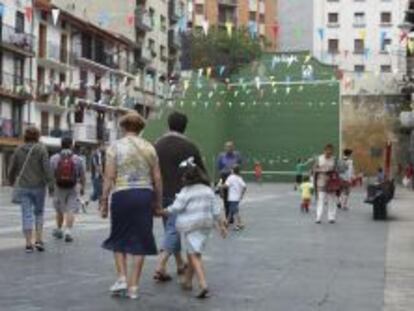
[167,184,222,233]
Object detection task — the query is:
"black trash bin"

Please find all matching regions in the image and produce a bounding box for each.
[365,181,395,220]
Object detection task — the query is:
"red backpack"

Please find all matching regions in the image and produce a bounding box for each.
[55,154,77,188]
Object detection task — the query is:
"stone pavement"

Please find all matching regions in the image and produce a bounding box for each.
[0,184,413,310]
[384,188,414,311]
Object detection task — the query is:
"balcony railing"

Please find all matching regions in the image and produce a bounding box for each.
[0,72,33,99]
[0,23,35,55]
[218,0,238,6]
[73,48,119,70]
[169,29,181,49]
[135,6,153,31]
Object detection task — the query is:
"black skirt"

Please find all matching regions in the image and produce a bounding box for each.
[102,188,157,255]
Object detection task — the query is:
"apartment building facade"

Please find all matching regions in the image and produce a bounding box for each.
[191,0,277,51]
[33,0,139,149]
[313,0,408,95]
[0,0,34,184]
[53,0,183,111]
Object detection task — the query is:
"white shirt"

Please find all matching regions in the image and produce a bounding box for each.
[340,158,354,182]
[315,154,335,189]
[225,174,247,202]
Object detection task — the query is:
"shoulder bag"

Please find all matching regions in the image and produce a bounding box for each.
[11,144,37,204]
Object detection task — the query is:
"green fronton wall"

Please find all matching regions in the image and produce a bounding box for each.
[144,52,340,182]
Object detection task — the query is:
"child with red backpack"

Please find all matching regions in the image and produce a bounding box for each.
[50,137,86,242]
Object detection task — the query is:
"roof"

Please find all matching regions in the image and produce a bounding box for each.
[34,0,136,48]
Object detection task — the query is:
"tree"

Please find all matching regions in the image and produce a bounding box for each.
[188,27,265,79]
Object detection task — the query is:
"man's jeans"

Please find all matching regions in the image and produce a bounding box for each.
[19,188,46,232]
[90,177,103,202]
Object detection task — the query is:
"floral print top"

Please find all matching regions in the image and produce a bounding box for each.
[106,135,158,192]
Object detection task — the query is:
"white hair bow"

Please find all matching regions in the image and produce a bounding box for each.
[179,157,196,168]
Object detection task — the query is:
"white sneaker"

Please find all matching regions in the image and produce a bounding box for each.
[128,286,139,300]
[110,278,127,296]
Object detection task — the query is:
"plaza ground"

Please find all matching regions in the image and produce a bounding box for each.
[0,184,413,311]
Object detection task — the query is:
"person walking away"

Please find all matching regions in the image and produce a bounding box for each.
[8,127,54,253]
[90,142,105,203]
[100,112,162,300]
[299,176,314,213]
[154,111,207,283]
[217,141,242,222]
[337,149,355,210]
[50,137,86,242]
[163,159,227,299]
[313,144,338,224]
[224,166,247,230]
[402,163,413,189]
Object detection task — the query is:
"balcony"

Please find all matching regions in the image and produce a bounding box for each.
[169,29,181,50]
[0,23,35,57]
[74,49,119,72]
[218,0,238,6]
[0,72,33,101]
[169,0,182,22]
[136,48,153,65]
[38,41,71,72]
[135,6,153,32]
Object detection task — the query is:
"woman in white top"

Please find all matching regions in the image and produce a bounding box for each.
[313,144,337,224]
[338,149,355,210]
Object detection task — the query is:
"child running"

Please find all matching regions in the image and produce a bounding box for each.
[224,166,247,230]
[299,176,314,213]
[164,157,227,299]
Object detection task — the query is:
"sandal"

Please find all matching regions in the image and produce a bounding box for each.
[196,288,210,299]
[177,264,188,276]
[153,271,172,282]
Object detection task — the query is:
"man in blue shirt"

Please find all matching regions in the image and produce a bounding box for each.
[217,141,243,222]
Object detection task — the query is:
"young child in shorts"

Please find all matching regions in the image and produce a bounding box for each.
[225,166,247,230]
[165,158,227,299]
[299,176,314,213]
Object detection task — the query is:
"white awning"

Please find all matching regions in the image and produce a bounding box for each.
[40,136,61,148]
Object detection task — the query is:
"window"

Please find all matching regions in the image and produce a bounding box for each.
[328,13,339,24]
[381,12,392,24]
[354,65,365,72]
[381,65,392,73]
[354,39,365,54]
[149,8,155,27]
[195,4,203,14]
[81,33,92,59]
[148,39,155,52]
[259,14,265,23]
[328,39,339,53]
[53,115,61,130]
[160,15,167,32]
[249,12,256,21]
[15,11,25,33]
[41,111,49,136]
[354,12,365,26]
[80,69,88,93]
[13,57,24,86]
[381,38,392,52]
[0,52,2,86]
[160,45,166,61]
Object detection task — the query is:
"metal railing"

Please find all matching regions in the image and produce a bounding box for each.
[0,72,33,98]
[0,23,34,54]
